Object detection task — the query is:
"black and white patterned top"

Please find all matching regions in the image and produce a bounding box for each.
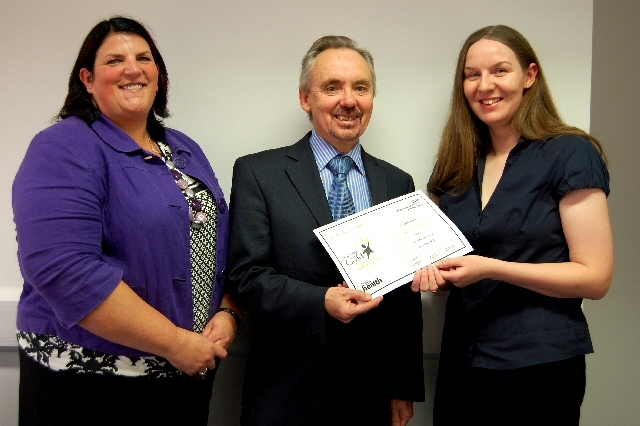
[158,141,218,333]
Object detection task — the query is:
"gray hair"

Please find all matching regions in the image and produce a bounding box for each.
[299,35,376,96]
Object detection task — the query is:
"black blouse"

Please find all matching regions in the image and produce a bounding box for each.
[436,134,609,370]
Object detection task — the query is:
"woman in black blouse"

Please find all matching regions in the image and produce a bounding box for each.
[412,25,613,426]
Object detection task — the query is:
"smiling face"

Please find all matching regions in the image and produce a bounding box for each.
[299,48,374,152]
[463,38,538,134]
[79,32,159,129]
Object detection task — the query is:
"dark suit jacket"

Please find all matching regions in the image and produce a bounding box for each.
[228,133,425,426]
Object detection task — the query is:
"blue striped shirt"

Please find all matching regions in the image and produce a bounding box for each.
[309,130,372,213]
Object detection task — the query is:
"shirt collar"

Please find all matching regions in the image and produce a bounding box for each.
[309,130,365,174]
[90,114,192,156]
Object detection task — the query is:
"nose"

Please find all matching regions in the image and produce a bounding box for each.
[340,88,357,108]
[478,73,495,92]
[123,58,142,76]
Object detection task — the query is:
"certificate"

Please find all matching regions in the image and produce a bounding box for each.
[313,190,472,298]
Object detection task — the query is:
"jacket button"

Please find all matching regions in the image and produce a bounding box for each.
[174,156,187,169]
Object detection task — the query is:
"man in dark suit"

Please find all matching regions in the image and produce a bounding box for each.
[228,35,425,426]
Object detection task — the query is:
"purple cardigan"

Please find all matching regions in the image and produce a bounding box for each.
[13,115,229,357]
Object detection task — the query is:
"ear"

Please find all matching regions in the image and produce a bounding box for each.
[79,68,94,93]
[299,88,311,113]
[155,65,160,93]
[524,63,539,89]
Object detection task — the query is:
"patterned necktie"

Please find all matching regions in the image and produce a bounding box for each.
[327,155,356,221]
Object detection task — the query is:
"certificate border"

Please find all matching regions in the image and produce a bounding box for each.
[314,191,472,297]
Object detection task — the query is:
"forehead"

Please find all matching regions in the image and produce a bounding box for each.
[311,48,372,83]
[465,39,518,66]
[97,32,150,54]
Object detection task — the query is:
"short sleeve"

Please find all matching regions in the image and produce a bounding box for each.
[553,135,610,198]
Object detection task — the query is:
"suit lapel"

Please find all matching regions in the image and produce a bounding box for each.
[362,149,388,205]
[285,135,334,226]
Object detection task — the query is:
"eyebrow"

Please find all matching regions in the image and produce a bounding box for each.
[322,78,371,86]
[465,61,513,70]
[353,79,372,86]
[102,50,153,58]
[322,78,342,86]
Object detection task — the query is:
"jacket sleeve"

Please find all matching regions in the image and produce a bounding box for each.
[226,156,329,341]
[13,125,123,328]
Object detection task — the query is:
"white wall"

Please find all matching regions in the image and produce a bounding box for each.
[0,0,593,295]
[0,1,595,425]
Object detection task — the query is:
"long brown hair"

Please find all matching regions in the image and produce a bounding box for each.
[429,25,605,195]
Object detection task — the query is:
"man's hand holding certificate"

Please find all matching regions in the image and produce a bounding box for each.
[314,190,472,298]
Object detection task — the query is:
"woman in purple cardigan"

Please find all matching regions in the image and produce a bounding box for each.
[13,16,240,425]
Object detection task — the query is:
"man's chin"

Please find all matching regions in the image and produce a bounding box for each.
[333,132,361,143]
[331,126,364,140]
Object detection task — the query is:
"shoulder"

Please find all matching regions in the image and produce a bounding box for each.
[165,126,209,158]
[540,134,602,158]
[540,134,607,171]
[165,127,194,143]
[363,151,412,181]
[27,117,96,160]
[236,145,291,164]
[165,127,201,152]
[232,148,289,186]
[33,116,91,142]
[234,134,311,168]
[541,135,610,196]
[16,118,101,186]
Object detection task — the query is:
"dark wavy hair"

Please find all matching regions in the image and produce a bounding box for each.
[57,16,169,141]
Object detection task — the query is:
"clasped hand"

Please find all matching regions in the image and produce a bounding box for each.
[167,311,237,376]
[411,255,490,293]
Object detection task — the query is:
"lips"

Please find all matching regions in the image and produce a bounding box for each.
[333,108,362,122]
[480,98,501,105]
[336,115,359,121]
[120,83,144,90]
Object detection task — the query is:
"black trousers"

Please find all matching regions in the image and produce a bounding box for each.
[434,355,586,426]
[19,349,216,426]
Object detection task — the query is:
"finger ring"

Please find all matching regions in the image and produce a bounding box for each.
[198,368,207,379]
